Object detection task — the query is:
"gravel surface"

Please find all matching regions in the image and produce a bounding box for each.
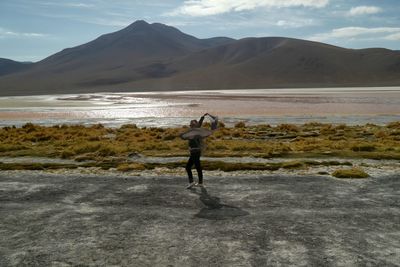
[0,171,399,266]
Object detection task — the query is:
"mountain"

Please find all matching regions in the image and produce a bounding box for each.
[131,37,400,90]
[41,20,233,67]
[0,20,234,95]
[0,20,399,96]
[0,58,32,77]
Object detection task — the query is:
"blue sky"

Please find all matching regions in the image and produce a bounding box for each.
[1,0,399,62]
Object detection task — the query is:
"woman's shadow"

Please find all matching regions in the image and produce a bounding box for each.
[190,187,249,220]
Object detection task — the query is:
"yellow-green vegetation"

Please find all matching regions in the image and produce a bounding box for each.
[0,159,352,172]
[0,121,399,167]
[332,168,369,179]
[117,163,147,172]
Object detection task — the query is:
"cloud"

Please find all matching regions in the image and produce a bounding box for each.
[385,33,400,41]
[276,18,315,28]
[84,18,133,27]
[309,27,400,42]
[40,2,95,8]
[348,6,382,16]
[65,3,95,8]
[168,0,330,17]
[0,28,48,39]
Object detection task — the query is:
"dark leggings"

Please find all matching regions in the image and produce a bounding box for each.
[185,151,203,184]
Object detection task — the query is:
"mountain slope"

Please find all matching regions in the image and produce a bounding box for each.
[134,37,400,89]
[0,21,399,96]
[0,58,32,77]
[0,20,234,94]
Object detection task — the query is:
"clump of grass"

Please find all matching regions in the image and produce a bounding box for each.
[232,131,242,138]
[163,133,177,141]
[120,124,138,129]
[72,143,102,154]
[97,144,122,156]
[218,121,226,128]
[375,130,388,138]
[351,143,376,152]
[60,150,75,159]
[214,144,228,150]
[74,153,98,162]
[253,124,272,132]
[117,163,146,172]
[334,124,347,130]
[281,161,304,169]
[321,161,352,166]
[304,122,325,127]
[91,123,105,129]
[276,124,299,132]
[0,144,27,152]
[332,168,369,178]
[387,121,400,129]
[21,122,37,132]
[234,121,246,128]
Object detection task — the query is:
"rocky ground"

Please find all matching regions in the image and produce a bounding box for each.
[0,170,399,266]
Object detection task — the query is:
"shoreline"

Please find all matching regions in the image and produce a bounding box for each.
[1,86,400,98]
[1,155,399,178]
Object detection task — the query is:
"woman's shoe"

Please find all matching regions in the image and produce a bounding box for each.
[186,182,195,189]
[195,183,205,188]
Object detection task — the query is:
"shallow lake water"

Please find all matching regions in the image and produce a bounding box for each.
[0,87,399,127]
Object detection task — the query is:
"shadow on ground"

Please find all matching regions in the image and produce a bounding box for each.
[190,187,249,220]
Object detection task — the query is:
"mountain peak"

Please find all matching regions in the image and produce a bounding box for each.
[126,20,151,30]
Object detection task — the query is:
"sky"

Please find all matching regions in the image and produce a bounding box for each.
[1,0,399,62]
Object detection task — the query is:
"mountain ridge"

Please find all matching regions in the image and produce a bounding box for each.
[0,20,399,96]
[0,58,33,77]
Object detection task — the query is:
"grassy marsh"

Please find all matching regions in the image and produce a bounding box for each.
[0,122,399,172]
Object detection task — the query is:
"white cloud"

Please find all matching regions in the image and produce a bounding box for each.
[82,18,133,27]
[348,6,382,16]
[22,33,47,37]
[168,0,329,17]
[40,2,95,8]
[385,32,400,41]
[66,3,95,8]
[276,18,315,28]
[309,27,400,42]
[0,28,48,39]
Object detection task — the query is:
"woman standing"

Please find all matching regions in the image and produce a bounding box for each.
[180,113,217,189]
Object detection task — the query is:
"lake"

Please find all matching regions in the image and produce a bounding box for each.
[0,87,399,127]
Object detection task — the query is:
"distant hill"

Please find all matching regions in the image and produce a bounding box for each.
[0,20,399,96]
[133,37,400,90]
[0,58,32,77]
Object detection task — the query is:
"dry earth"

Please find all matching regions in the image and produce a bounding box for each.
[0,171,399,266]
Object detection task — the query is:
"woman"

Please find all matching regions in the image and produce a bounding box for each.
[180,113,217,189]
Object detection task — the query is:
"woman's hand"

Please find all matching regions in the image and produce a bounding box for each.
[207,113,216,119]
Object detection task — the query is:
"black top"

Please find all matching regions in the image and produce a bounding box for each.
[188,116,205,152]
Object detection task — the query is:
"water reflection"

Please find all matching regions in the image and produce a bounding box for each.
[0,88,399,127]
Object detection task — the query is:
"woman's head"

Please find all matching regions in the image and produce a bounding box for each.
[190,119,199,128]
